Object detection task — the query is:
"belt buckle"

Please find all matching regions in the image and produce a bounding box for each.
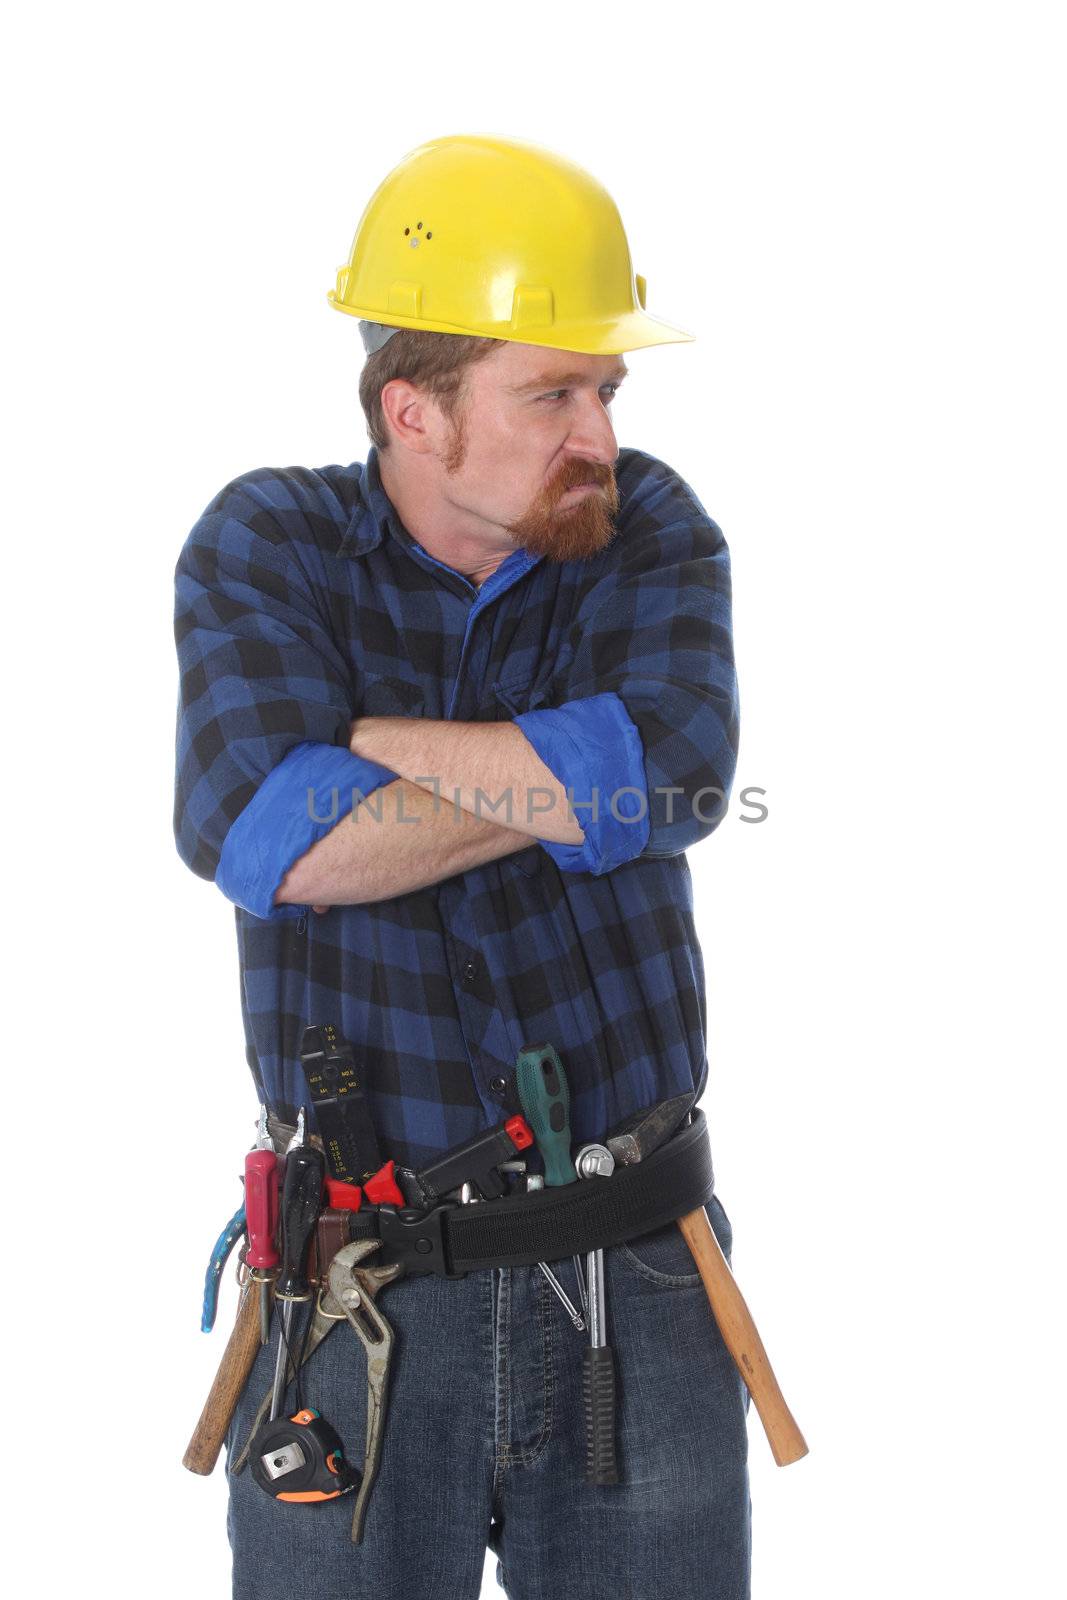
[375,1202,467,1279]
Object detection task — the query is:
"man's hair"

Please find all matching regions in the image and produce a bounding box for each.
[359,329,507,451]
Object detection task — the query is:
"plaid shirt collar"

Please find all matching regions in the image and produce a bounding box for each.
[342,443,546,602]
[340,445,401,558]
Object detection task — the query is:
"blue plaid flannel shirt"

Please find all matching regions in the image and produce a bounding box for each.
[173,445,739,1168]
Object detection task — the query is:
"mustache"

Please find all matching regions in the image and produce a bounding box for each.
[551,460,616,496]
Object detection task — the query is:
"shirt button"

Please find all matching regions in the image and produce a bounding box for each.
[462,961,478,981]
[490,1076,507,1096]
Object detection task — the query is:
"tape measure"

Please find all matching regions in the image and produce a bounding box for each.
[250,1409,359,1503]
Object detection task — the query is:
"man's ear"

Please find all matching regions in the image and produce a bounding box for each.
[379,378,439,456]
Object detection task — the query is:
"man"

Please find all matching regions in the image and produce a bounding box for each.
[174,134,749,1599]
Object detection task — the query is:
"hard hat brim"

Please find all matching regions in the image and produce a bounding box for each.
[328,293,695,354]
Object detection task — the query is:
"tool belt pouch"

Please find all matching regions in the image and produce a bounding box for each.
[349,1106,716,1277]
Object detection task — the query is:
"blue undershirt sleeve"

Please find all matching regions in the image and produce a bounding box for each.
[513,691,650,875]
[215,741,397,920]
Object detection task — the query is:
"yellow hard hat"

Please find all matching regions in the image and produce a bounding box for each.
[328,133,695,355]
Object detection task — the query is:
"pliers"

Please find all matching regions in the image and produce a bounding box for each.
[325,1239,404,1543]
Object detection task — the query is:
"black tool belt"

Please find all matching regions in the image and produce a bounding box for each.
[271,1108,715,1279]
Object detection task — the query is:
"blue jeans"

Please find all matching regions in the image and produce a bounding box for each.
[226,1196,751,1598]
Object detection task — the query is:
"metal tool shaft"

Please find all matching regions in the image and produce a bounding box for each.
[268,1302,294,1421]
[584,1246,606,1345]
[257,1277,271,1346]
[538,1262,586,1331]
[573,1255,588,1319]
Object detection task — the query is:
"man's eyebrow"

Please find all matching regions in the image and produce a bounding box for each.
[508,364,629,395]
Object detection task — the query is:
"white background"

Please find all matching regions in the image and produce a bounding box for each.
[6,2,1063,1595]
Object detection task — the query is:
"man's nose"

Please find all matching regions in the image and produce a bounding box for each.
[565,391,620,466]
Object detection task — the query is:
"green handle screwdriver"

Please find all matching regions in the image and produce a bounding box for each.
[516,1043,588,1330]
[515,1043,578,1187]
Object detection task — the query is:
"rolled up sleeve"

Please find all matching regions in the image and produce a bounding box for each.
[512,692,650,874]
[215,741,397,919]
[516,500,739,873]
[173,476,397,919]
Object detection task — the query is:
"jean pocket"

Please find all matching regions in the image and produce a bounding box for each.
[617,1196,733,1287]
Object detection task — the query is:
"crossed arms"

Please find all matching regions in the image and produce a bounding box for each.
[172,468,739,920]
[275,718,585,909]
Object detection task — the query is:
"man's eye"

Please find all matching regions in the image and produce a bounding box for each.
[539,385,620,403]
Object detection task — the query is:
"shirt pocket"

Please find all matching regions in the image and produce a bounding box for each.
[490,675,551,717]
[359,675,427,718]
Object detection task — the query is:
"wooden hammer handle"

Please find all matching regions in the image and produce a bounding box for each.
[182,1282,262,1476]
[677,1206,808,1466]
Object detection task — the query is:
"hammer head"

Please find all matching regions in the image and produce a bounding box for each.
[605,1092,697,1166]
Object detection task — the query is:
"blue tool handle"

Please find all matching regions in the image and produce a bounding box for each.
[201,1204,247,1333]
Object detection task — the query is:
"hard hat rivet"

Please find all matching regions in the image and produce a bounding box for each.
[417,221,423,229]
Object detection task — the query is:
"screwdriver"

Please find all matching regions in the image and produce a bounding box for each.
[515,1043,588,1323]
[515,1043,577,1187]
[523,1173,586,1331]
[245,1106,280,1345]
[268,1108,325,1422]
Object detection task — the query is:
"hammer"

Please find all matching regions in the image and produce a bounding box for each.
[606,1095,808,1467]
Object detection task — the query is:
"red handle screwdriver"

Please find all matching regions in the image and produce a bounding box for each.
[245,1106,280,1344]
